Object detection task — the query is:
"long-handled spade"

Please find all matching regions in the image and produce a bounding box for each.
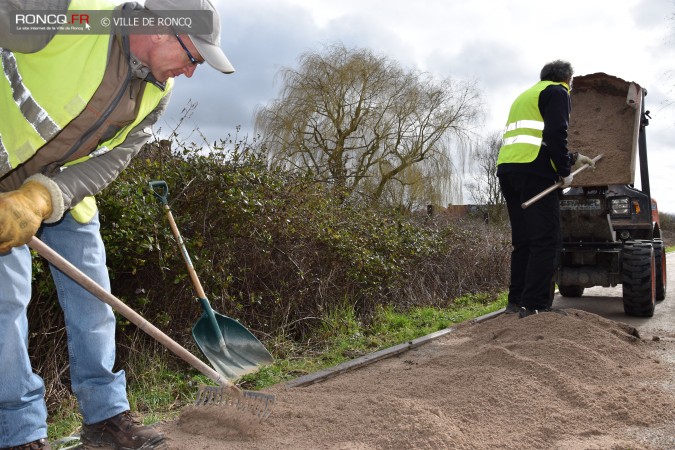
[149,180,274,381]
[28,237,275,420]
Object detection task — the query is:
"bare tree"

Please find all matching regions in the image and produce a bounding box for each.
[255,43,482,207]
[466,131,506,222]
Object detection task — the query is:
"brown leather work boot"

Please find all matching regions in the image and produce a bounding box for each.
[80,410,166,449]
[2,439,52,450]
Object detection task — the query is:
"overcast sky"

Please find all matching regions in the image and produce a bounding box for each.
[154,0,675,212]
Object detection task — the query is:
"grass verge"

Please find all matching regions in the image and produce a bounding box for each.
[50,291,506,446]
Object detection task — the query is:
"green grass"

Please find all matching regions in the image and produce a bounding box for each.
[238,291,507,389]
[48,400,81,448]
[49,291,507,444]
[125,354,203,425]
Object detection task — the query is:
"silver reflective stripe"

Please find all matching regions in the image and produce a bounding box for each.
[0,134,10,178]
[502,135,542,147]
[90,146,110,157]
[1,48,61,142]
[504,119,545,133]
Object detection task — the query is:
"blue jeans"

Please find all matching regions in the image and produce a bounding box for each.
[0,212,129,447]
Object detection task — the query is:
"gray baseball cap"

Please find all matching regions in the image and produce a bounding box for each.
[144,0,235,74]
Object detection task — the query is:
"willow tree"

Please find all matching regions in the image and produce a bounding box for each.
[255,43,482,207]
[466,131,506,222]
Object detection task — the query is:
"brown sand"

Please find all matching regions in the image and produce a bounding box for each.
[157,310,675,449]
[568,73,640,187]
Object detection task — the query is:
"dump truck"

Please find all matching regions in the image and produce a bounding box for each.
[556,72,666,317]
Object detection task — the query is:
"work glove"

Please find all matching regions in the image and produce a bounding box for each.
[572,153,595,172]
[0,181,53,253]
[561,175,573,189]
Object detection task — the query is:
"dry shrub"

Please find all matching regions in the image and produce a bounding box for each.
[400,216,511,308]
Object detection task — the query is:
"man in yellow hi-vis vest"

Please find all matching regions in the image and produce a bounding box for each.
[0,1,234,448]
[497,60,594,320]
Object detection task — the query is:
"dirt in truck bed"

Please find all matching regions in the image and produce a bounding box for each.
[568,72,639,187]
[156,310,675,449]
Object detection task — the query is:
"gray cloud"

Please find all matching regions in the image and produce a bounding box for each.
[159,2,322,143]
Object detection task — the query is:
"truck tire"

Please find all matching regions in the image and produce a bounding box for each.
[621,241,655,317]
[653,239,667,301]
[559,285,584,297]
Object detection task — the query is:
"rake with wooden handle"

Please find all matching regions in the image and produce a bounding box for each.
[28,236,275,421]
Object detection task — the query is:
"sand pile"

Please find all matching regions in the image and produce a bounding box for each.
[158,309,675,449]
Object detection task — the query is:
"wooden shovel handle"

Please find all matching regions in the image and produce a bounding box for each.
[28,236,237,392]
[521,154,603,209]
[162,205,208,299]
[148,180,207,299]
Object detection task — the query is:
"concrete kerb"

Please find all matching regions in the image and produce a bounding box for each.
[285,308,505,389]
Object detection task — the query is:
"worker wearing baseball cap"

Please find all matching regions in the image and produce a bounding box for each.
[144,0,235,75]
[0,0,232,448]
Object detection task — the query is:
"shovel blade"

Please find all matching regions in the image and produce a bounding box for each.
[192,312,274,381]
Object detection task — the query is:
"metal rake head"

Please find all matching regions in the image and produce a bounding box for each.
[195,384,276,422]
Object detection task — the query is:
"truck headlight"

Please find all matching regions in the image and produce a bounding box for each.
[609,197,630,216]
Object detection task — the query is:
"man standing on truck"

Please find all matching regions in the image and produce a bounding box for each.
[497,60,594,319]
[0,0,234,448]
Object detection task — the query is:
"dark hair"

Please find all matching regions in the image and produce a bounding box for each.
[540,60,573,82]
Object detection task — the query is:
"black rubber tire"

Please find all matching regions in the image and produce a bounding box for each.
[653,239,667,301]
[559,285,584,297]
[621,241,655,317]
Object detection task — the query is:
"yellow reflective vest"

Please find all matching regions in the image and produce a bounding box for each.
[497,80,569,166]
[0,0,172,222]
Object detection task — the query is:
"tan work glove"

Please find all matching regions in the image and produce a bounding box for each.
[0,181,53,252]
[572,153,595,172]
[561,174,573,188]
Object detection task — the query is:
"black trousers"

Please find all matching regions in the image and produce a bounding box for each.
[499,172,561,310]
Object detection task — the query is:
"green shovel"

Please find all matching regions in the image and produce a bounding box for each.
[149,180,274,381]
